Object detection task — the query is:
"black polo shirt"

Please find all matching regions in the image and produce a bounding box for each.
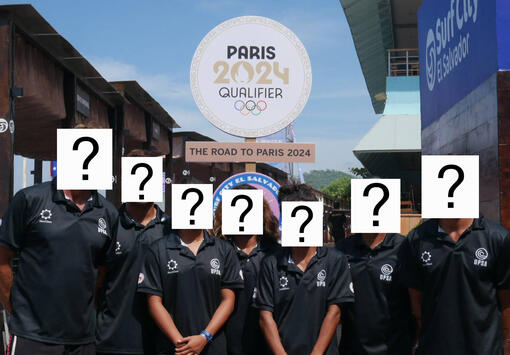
[96,204,168,354]
[400,218,510,355]
[0,179,117,344]
[338,234,413,355]
[226,239,279,355]
[138,231,244,355]
[254,246,354,355]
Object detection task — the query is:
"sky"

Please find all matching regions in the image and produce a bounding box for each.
[5,0,379,173]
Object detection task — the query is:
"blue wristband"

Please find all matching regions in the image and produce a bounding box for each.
[201,330,213,342]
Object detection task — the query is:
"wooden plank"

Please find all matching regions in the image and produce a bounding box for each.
[0,18,13,217]
[498,71,510,229]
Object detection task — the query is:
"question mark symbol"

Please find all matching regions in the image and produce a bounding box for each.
[363,183,390,227]
[231,195,253,232]
[72,137,99,180]
[438,164,464,208]
[291,206,313,243]
[182,188,204,225]
[131,163,153,200]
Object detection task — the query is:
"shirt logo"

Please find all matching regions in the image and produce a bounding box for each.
[138,273,144,284]
[474,248,488,267]
[252,287,257,299]
[349,282,354,294]
[317,269,326,287]
[239,269,244,280]
[39,209,53,224]
[380,264,393,282]
[210,258,221,275]
[98,218,108,236]
[167,259,179,274]
[421,251,432,266]
[279,275,289,290]
[115,242,122,255]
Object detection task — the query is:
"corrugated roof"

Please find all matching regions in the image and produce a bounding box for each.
[340,0,395,113]
[1,4,124,107]
[110,81,179,129]
[353,114,421,152]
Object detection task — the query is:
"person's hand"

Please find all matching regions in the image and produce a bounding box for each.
[175,334,208,355]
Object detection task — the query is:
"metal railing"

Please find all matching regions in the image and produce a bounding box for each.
[387,48,419,77]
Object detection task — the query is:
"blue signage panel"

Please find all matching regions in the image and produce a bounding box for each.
[419,0,498,128]
[497,0,510,70]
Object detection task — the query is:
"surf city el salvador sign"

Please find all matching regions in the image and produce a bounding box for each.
[419,0,498,128]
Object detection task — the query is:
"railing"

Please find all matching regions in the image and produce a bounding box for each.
[387,48,419,77]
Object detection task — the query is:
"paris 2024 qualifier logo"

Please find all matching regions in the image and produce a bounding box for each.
[190,16,312,138]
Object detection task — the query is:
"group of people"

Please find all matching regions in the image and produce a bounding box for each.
[0,150,509,355]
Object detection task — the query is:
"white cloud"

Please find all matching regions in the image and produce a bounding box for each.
[89,57,191,101]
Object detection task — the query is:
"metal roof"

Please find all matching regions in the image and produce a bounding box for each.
[340,0,394,113]
[353,114,421,152]
[111,81,180,129]
[339,0,423,114]
[353,114,421,179]
[1,4,125,107]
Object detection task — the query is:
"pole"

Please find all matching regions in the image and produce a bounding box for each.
[245,138,256,172]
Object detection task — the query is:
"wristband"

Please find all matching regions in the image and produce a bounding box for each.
[201,330,213,342]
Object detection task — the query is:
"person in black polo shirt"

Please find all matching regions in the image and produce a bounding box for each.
[211,188,281,355]
[96,149,168,355]
[0,178,117,355]
[338,232,414,355]
[328,203,347,248]
[400,217,510,354]
[254,183,354,355]
[138,227,244,355]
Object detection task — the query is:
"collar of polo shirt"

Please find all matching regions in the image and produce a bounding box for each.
[436,218,486,235]
[51,178,102,207]
[119,203,164,229]
[279,247,324,267]
[167,230,216,249]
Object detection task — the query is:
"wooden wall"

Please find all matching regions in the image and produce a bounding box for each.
[498,71,510,229]
[0,19,13,217]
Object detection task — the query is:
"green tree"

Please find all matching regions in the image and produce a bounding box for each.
[349,167,372,178]
[304,169,353,190]
[321,177,351,202]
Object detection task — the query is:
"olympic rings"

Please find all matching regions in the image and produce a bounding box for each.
[233,100,268,116]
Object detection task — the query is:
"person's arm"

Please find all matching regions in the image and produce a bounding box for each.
[499,290,510,354]
[409,288,422,349]
[147,295,185,348]
[260,310,287,355]
[311,304,341,355]
[176,288,236,355]
[0,247,15,313]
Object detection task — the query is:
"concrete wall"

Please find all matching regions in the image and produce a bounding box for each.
[421,73,500,222]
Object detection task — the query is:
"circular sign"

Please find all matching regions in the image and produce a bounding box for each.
[190,16,312,138]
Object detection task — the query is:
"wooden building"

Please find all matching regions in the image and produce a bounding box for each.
[0,5,178,216]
